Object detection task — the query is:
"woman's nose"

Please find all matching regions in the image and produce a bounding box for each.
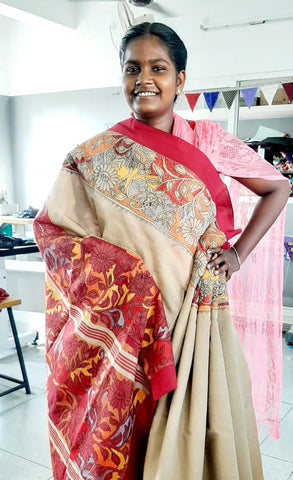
[136,68,152,85]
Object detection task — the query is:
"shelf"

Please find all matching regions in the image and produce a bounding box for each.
[0,216,34,225]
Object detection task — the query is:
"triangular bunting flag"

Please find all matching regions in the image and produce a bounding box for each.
[261,84,279,105]
[185,93,201,111]
[203,92,219,112]
[241,87,258,108]
[222,90,238,109]
[282,83,293,102]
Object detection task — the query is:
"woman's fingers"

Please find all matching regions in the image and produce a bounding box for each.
[207,247,240,278]
[207,247,223,262]
[207,247,223,256]
[207,254,225,271]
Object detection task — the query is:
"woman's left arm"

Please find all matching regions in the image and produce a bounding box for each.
[207,177,291,280]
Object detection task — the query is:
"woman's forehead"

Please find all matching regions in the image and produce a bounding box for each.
[123,34,171,61]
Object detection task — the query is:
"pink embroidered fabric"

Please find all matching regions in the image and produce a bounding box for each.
[173,114,288,438]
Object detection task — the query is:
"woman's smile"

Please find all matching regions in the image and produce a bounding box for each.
[133,90,159,101]
[134,91,158,97]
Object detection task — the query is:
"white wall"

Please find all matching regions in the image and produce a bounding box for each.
[10,87,129,209]
[0,17,10,95]
[7,4,122,96]
[0,96,14,202]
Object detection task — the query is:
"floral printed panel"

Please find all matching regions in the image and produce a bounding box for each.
[64,132,225,255]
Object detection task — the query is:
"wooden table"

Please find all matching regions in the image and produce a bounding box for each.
[0,216,35,238]
[0,244,40,355]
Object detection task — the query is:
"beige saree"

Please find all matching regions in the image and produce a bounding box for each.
[34,117,263,479]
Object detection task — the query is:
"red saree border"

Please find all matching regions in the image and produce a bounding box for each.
[111,118,241,242]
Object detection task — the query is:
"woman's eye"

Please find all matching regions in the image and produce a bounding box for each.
[125,66,139,74]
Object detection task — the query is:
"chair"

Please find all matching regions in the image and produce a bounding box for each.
[0,297,31,397]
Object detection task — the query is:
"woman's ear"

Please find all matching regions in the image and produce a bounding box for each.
[177,70,186,93]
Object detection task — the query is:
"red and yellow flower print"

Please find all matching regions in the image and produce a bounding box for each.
[34,208,176,480]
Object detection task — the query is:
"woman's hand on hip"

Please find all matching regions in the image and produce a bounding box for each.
[206,247,240,281]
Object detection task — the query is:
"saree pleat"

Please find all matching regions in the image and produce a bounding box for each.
[144,273,263,480]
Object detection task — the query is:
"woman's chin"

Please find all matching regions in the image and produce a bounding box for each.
[132,108,157,120]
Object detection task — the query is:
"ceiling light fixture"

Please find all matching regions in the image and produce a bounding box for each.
[200,15,293,31]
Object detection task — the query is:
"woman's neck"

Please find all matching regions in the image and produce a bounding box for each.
[133,112,174,134]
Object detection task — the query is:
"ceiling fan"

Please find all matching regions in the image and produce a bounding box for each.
[68,0,176,18]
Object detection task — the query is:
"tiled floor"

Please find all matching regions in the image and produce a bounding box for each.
[260,337,293,480]
[0,344,52,480]
[0,331,292,479]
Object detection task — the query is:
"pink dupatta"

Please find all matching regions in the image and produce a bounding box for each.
[173,113,288,439]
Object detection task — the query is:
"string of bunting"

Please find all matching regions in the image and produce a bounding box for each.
[183,82,293,112]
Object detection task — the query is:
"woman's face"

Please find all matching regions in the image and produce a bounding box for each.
[121,34,185,131]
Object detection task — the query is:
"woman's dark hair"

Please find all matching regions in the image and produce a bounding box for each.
[119,22,187,72]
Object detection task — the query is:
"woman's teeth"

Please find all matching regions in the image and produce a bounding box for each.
[136,92,157,96]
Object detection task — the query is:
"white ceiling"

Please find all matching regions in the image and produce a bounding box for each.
[1,0,293,96]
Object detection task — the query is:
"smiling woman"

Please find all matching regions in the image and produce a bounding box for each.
[121,35,185,131]
[33,21,290,480]
[120,22,186,132]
